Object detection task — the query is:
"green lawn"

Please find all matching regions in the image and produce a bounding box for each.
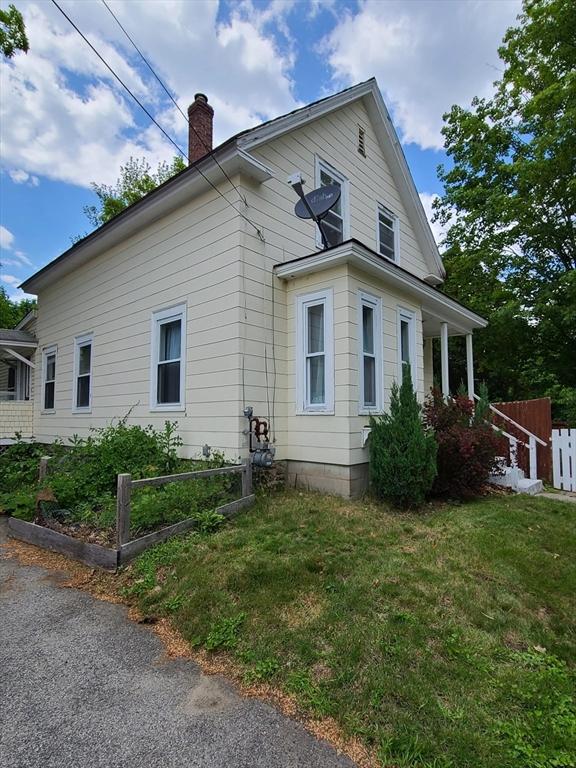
[126,490,576,768]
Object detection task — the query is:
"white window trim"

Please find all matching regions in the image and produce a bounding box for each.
[358,291,383,415]
[296,289,334,414]
[397,307,417,388]
[72,333,93,413]
[377,203,400,264]
[42,344,57,413]
[314,156,350,249]
[150,303,187,412]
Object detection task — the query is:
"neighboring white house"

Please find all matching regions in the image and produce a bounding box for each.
[0,310,37,441]
[3,79,486,495]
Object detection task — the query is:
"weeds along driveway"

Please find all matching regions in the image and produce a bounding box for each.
[0,520,354,768]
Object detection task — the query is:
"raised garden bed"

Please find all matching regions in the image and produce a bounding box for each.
[8,460,254,570]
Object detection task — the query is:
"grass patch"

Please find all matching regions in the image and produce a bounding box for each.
[125,490,576,767]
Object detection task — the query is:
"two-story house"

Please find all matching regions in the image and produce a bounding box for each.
[4,78,486,496]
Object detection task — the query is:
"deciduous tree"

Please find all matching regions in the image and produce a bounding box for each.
[435,0,575,416]
[84,156,186,228]
[0,4,28,59]
[0,286,35,328]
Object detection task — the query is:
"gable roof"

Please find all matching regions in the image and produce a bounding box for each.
[237,78,444,278]
[22,78,444,293]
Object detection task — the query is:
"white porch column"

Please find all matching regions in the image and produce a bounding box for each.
[466,333,475,401]
[440,322,449,397]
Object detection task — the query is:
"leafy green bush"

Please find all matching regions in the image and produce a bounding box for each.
[47,420,183,509]
[0,438,58,493]
[0,438,64,517]
[2,422,239,537]
[128,474,232,535]
[423,388,501,499]
[369,370,437,508]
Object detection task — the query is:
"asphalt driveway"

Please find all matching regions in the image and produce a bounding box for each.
[0,520,354,768]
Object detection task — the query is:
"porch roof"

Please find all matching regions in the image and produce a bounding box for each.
[0,329,38,348]
[273,239,487,335]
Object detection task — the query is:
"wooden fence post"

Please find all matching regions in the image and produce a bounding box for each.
[39,456,50,483]
[241,458,252,497]
[116,474,132,549]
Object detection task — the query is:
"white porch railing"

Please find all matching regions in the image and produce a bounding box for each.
[474,395,547,481]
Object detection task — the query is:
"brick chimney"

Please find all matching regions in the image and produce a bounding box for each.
[187,93,214,164]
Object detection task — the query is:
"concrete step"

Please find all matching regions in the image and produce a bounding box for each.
[516,478,543,495]
[489,466,525,489]
[490,466,542,494]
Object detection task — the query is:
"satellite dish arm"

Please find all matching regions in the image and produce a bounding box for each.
[292,181,330,250]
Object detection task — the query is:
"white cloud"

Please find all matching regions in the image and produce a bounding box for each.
[4,287,37,302]
[323,0,521,150]
[0,252,33,268]
[0,274,21,287]
[0,258,26,268]
[8,169,39,186]
[0,1,299,189]
[14,251,33,267]
[308,0,337,19]
[0,226,15,251]
[0,228,33,273]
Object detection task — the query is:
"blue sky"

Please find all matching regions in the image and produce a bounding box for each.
[0,0,521,301]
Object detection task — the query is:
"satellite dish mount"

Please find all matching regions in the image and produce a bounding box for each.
[288,173,341,250]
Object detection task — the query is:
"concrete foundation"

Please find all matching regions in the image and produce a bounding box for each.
[285,460,369,498]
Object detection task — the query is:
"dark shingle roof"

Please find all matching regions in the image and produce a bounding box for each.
[0,329,37,345]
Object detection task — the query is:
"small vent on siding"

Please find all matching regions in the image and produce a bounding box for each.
[358,125,366,157]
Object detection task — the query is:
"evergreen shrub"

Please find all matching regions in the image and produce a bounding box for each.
[369,370,437,508]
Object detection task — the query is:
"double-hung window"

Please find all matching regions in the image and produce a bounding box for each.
[377,204,398,262]
[397,308,416,386]
[358,292,382,412]
[151,304,186,410]
[315,158,348,248]
[42,346,57,411]
[73,334,92,411]
[297,290,334,413]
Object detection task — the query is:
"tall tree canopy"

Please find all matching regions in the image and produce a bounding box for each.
[84,156,186,228]
[0,3,28,59]
[435,0,576,419]
[0,286,35,328]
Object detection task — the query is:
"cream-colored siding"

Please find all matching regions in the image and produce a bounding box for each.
[32,94,443,480]
[234,101,434,467]
[347,266,423,465]
[34,185,245,457]
[0,401,33,439]
[247,101,431,277]
[24,316,37,336]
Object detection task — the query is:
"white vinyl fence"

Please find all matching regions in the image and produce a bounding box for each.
[552,429,576,492]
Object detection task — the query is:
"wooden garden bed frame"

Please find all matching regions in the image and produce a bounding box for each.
[7,458,254,570]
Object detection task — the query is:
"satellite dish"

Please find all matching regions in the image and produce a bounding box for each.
[294,184,341,220]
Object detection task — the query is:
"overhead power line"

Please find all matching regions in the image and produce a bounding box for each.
[49,0,263,240]
[101,0,189,123]
[100,0,248,207]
